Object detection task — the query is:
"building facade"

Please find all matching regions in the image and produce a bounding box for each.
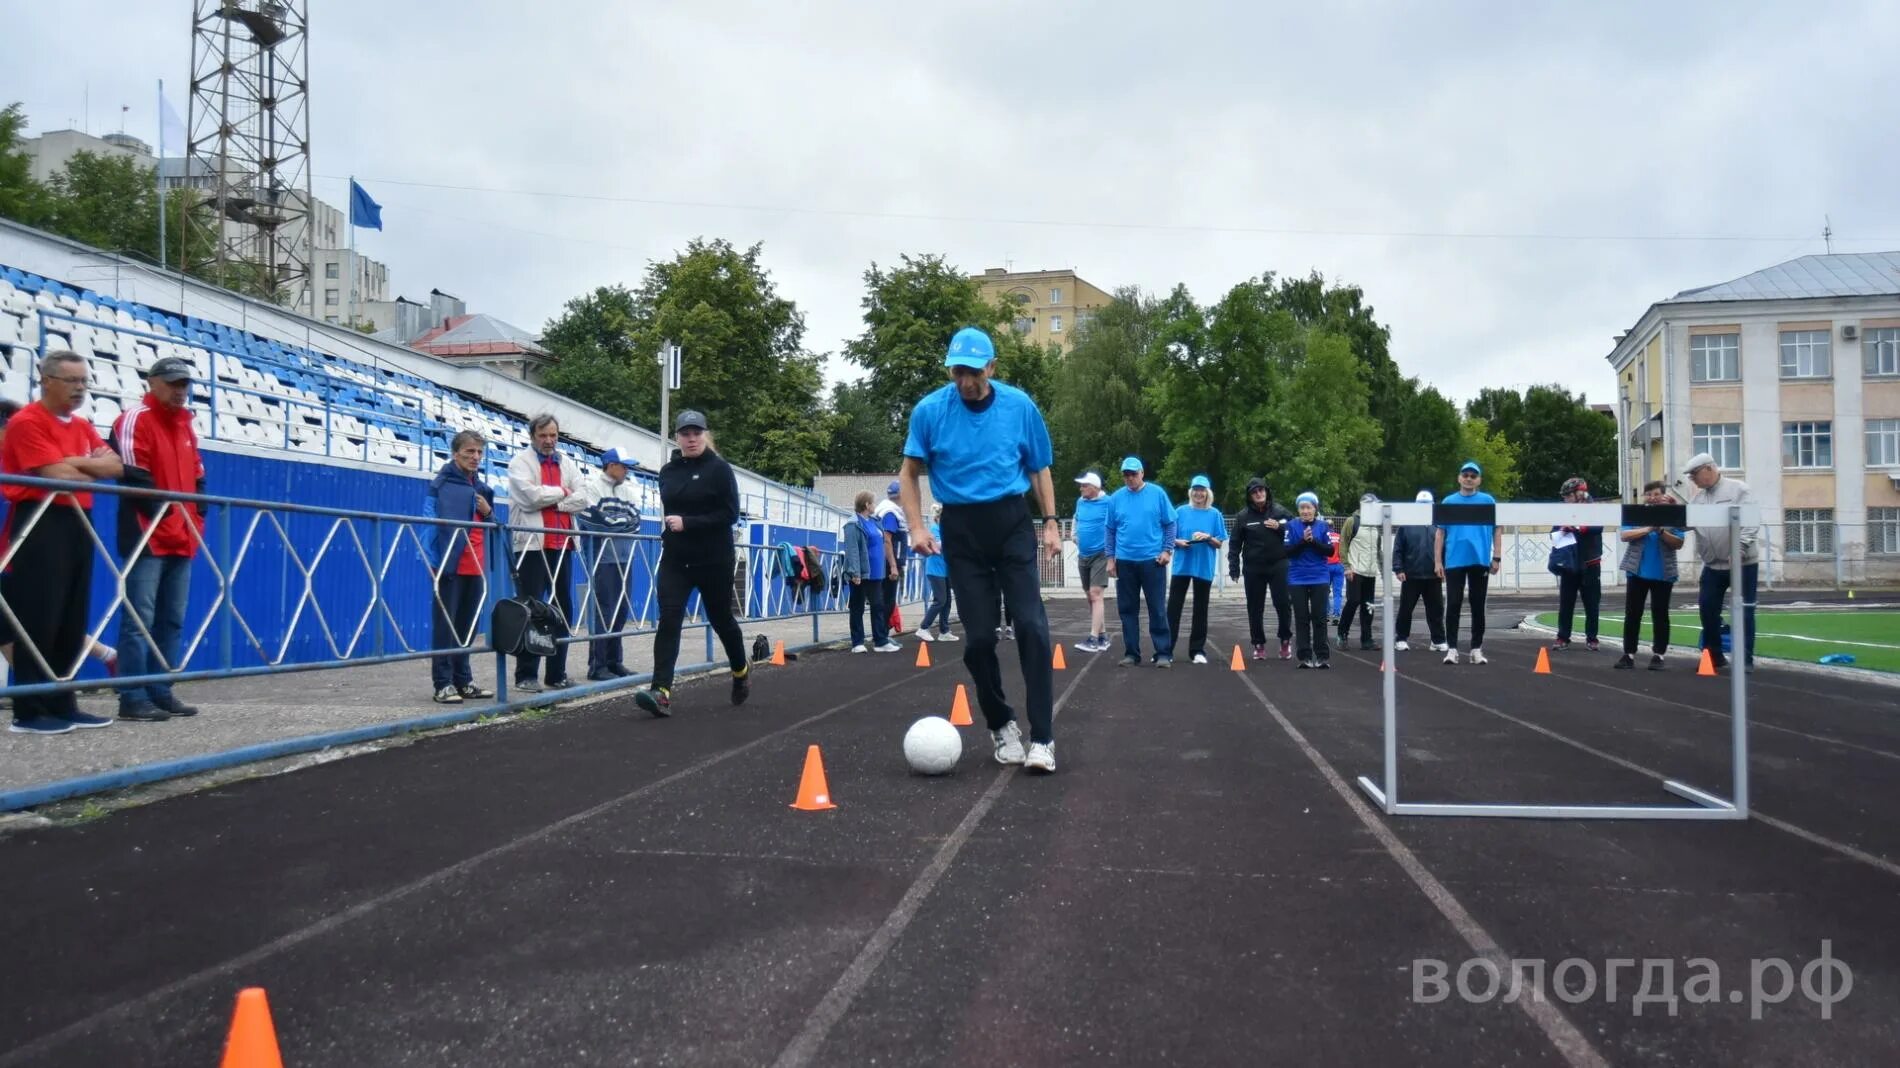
[1606,252,1900,585]
[974,267,1113,355]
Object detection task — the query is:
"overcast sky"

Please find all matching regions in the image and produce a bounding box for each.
[11,1,1899,408]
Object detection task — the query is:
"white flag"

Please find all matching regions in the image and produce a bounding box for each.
[158,86,186,157]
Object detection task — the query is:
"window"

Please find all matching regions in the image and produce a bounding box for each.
[1692,423,1743,470]
[1779,330,1831,378]
[1690,333,1739,382]
[1781,421,1833,468]
[1866,327,1900,377]
[1871,508,1900,554]
[1050,287,1062,304]
[1867,419,1900,467]
[324,288,339,306]
[1012,316,1033,335]
[1050,315,1063,333]
[1783,508,1835,555]
[325,262,339,279]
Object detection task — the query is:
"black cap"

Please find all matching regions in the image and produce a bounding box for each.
[145,356,197,383]
[674,409,708,432]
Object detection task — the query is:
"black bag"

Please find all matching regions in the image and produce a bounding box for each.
[753,634,770,662]
[491,596,569,658]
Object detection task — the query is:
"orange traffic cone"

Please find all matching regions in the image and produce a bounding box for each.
[1229,645,1246,671]
[1697,648,1717,676]
[220,988,284,1068]
[916,642,931,668]
[789,745,836,811]
[771,640,787,667]
[1533,647,1552,675]
[1052,644,1067,670]
[949,684,974,726]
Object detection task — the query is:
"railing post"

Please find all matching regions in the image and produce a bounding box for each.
[371,517,385,657]
[218,503,234,669]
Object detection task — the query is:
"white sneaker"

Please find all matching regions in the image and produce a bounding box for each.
[1430,642,1448,652]
[1003,625,1016,640]
[1024,741,1056,773]
[1470,648,1488,665]
[1443,648,1460,665]
[874,640,903,653]
[916,629,935,643]
[992,721,1026,765]
[1394,640,1410,652]
[936,631,960,642]
[851,644,869,654]
[1192,653,1208,665]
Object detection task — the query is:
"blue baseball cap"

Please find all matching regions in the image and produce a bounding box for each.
[1190,475,1211,491]
[1460,460,1482,475]
[1120,456,1144,473]
[944,327,996,369]
[886,480,901,496]
[601,447,632,468]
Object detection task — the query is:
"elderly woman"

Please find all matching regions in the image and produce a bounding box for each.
[1615,481,1685,670]
[425,429,495,703]
[843,490,896,653]
[1166,475,1225,664]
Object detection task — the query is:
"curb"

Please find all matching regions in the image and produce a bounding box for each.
[1515,615,1900,689]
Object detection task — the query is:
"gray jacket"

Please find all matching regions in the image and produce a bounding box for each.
[1689,476,1759,568]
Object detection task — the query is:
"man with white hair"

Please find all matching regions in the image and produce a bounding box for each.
[1390,490,1446,651]
[1684,451,1758,670]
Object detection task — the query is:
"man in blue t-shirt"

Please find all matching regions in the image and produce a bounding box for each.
[1106,456,1178,667]
[1071,470,1113,652]
[900,327,1062,773]
[1433,459,1503,664]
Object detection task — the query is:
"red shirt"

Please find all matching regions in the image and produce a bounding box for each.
[539,454,571,551]
[2,402,106,510]
[111,393,206,557]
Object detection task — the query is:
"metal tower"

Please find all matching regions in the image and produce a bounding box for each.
[185,0,312,308]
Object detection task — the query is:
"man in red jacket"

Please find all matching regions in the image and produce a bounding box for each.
[110,356,206,722]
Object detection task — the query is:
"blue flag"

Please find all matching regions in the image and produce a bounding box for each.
[349,179,383,231]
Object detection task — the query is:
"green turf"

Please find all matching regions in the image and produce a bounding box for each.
[1531,609,1900,673]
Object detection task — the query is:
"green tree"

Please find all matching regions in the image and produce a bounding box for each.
[43,151,160,253]
[0,103,52,227]
[1268,272,1405,493]
[1457,417,1520,501]
[1047,287,1164,512]
[1466,387,1528,451]
[1520,384,1619,499]
[1386,381,1466,500]
[1269,330,1382,512]
[818,379,904,473]
[844,253,1020,439]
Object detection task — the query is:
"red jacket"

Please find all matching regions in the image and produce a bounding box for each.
[111,394,205,557]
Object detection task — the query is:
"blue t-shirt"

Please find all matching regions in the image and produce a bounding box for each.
[1172,505,1225,581]
[1437,491,1497,569]
[1106,483,1177,561]
[1622,525,1683,581]
[903,381,1053,505]
[858,514,886,578]
[925,522,948,578]
[1073,494,1111,556]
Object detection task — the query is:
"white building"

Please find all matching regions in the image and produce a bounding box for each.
[1606,252,1900,585]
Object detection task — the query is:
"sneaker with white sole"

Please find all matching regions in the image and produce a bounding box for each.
[936,631,960,642]
[434,686,463,704]
[1470,648,1488,665]
[1024,741,1056,773]
[1430,642,1448,653]
[1442,648,1460,664]
[1191,653,1208,665]
[851,643,869,654]
[874,640,903,653]
[1003,625,1016,641]
[992,721,1026,765]
[1394,640,1410,651]
[916,629,935,643]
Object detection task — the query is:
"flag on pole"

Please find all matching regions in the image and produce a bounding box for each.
[158,89,186,157]
[349,180,383,230]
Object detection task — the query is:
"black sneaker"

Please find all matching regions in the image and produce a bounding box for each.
[457,683,494,700]
[1359,638,1375,651]
[586,669,616,682]
[59,710,114,730]
[607,665,634,678]
[1317,660,1332,669]
[153,697,198,718]
[119,700,172,722]
[634,688,672,717]
[1613,654,1635,670]
[545,677,573,690]
[8,717,75,736]
[1649,655,1666,671]
[731,667,751,706]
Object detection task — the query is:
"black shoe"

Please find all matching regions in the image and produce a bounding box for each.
[153,697,198,718]
[545,677,573,689]
[1360,638,1375,651]
[457,683,494,700]
[1649,655,1666,671]
[608,665,634,678]
[118,700,171,722]
[1614,654,1635,670]
[1317,660,1331,669]
[1298,659,1313,669]
[1708,652,1728,670]
[586,669,615,682]
[731,667,751,705]
[634,688,672,717]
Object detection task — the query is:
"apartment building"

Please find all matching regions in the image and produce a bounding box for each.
[973,267,1113,355]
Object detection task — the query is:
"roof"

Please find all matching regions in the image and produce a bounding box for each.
[1670,252,1900,303]
[409,313,550,359]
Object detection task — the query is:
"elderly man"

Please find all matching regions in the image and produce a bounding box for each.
[1106,456,1177,668]
[1684,451,1758,671]
[111,355,208,722]
[3,351,124,735]
[507,414,588,691]
[577,446,643,681]
[874,479,908,635]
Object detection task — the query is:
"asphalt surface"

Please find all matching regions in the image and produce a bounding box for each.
[2,598,1896,1066]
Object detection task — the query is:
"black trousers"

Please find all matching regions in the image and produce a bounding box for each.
[847,577,887,649]
[1556,566,1602,643]
[651,551,748,692]
[3,505,91,721]
[1166,575,1212,658]
[1337,574,1376,642]
[430,572,484,690]
[1289,583,1330,662]
[1444,565,1490,650]
[513,546,574,684]
[940,498,1053,745]
[587,559,630,674]
[1624,575,1673,655]
[1243,559,1292,645]
[1396,578,1445,645]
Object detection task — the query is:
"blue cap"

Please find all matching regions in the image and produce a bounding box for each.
[1121,456,1144,473]
[945,327,996,369]
[887,480,901,496]
[1189,475,1211,491]
[1460,460,1482,475]
[601,447,631,468]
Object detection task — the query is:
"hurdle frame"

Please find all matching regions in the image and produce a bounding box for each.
[1354,499,1759,821]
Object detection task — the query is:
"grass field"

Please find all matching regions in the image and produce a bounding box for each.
[1531,609,1900,673]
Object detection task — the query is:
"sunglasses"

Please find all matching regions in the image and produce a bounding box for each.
[1122,471,1141,478]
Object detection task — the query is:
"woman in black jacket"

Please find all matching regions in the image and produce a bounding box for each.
[634,410,751,717]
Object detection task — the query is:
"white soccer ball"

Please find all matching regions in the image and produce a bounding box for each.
[903,716,962,775]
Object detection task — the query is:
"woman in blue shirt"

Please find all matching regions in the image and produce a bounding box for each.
[1616,480,1685,670]
[916,503,958,642]
[843,492,897,653]
[1166,475,1226,664]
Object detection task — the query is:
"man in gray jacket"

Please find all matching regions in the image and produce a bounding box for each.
[1684,451,1758,670]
